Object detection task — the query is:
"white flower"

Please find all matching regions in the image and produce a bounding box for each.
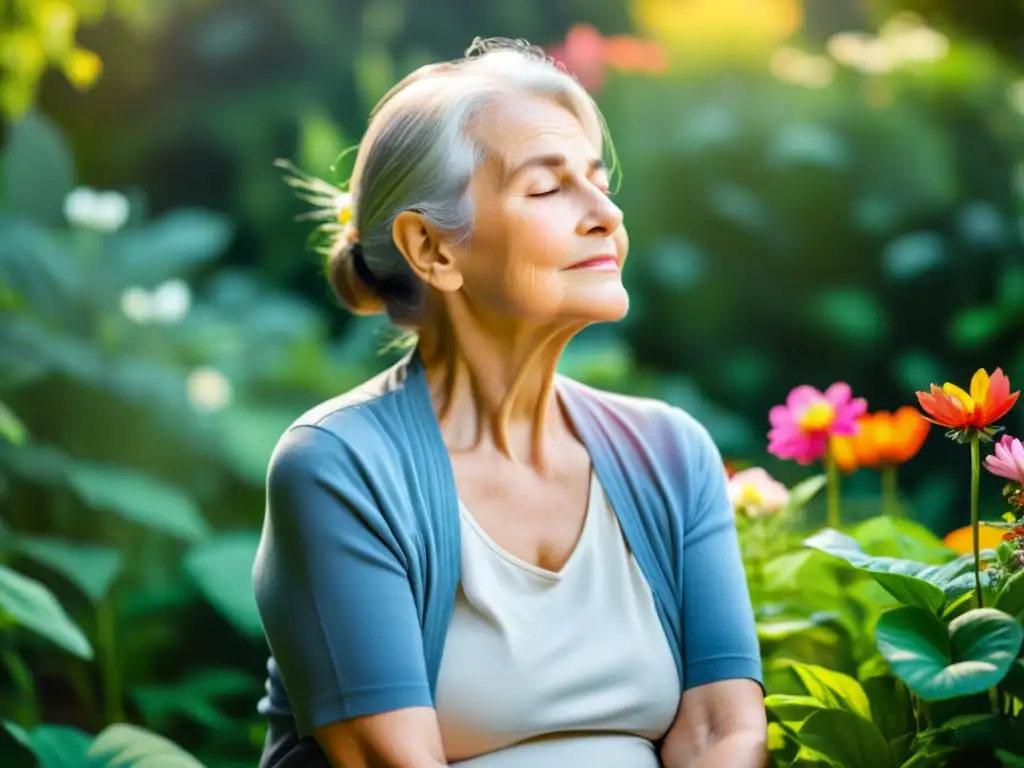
[149,279,191,324]
[119,279,191,325]
[728,467,790,517]
[187,367,232,412]
[64,187,130,232]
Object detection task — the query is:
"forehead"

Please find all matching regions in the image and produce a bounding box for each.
[472,93,603,171]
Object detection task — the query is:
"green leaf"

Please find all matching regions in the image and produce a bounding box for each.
[67,463,210,542]
[132,668,256,730]
[16,536,124,602]
[806,530,981,607]
[861,675,914,743]
[0,565,92,659]
[950,305,1005,348]
[937,713,1024,753]
[87,723,204,767]
[875,606,1023,700]
[765,693,827,725]
[995,569,1024,622]
[805,530,946,613]
[787,475,827,510]
[898,744,963,767]
[849,516,951,563]
[0,111,75,226]
[24,725,95,768]
[110,208,232,287]
[793,708,894,768]
[182,532,262,637]
[0,399,26,445]
[776,660,872,720]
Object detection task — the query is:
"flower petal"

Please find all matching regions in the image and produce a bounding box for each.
[769,404,796,429]
[786,385,823,412]
[823,382,853,407]
[970,368,991,407]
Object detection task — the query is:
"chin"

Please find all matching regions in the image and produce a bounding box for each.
[565,288,630,324]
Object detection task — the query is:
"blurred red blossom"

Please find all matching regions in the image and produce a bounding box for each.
[547,24,669,92]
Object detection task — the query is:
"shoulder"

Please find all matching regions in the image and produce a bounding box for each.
[268,359,416,486]
[559,376,719,459]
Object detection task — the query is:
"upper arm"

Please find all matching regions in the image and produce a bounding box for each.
[253,422,441,761]
[678,417,763,691]
[662,679,766,765]
[314,707,446,768]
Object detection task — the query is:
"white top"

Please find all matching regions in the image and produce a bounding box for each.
[435,471,681,767]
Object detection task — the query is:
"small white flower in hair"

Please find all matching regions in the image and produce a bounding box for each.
[335,191,354,225]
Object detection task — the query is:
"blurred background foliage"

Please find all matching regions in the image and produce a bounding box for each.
[1,0,1024,765]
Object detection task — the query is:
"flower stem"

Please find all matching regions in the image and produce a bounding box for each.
[882,465,899,518]
[970,433,984,610]
[826,450,841,529]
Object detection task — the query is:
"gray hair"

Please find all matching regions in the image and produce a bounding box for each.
[330,37,617,327]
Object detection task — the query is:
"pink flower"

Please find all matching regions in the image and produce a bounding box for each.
[768,383,867,465]
[728,467,790,516]
[985,434,1024,484]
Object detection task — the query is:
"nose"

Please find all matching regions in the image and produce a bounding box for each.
[577,191,623,237]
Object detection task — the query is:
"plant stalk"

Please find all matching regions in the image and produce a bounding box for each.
[882,464,899,517]
[1,647,39,726]
[97,599,123,723]
[970,433,983,610]
[825,450,841,529]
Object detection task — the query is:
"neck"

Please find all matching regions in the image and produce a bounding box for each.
[416,300,584,467]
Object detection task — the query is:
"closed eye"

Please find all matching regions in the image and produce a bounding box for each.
[528,188,560,197]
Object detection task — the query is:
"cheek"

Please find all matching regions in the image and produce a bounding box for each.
[506,202,576,267]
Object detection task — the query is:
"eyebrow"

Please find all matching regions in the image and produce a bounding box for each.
[503,154,606,184]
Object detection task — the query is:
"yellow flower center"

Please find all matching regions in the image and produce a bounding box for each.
[739,484,764,508]
[800,401,836,431]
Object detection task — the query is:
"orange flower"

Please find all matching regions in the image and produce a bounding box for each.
[830,407,930,473]
[916,368,1019,434]
[943,524,1012,555]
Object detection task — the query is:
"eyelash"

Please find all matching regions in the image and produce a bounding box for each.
[528,183,612,198]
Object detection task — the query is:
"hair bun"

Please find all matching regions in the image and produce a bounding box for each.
[327,238,386,316]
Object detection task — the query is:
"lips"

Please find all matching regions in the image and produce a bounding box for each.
[567,256,619,271]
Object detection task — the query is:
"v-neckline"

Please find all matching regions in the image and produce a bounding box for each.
[456,469,600,581]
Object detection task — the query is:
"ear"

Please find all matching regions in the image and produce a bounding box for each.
[392,211,464,293]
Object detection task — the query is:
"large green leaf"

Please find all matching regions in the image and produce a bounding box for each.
[875,606,1023,700]
[861,674,914,744]
[0,565,92,659]
[67,463,210,542]
[110,208,233,287]
[182,532,262,637]
[774,660,872,720]
[87,723,204,767]
[793,708,894,768]
[804,530,946,613]
[848,516,952,563]
[0,215,80,321]
[0,111,75,226]
[805,529,982,612]
[16,536,124,603]
[1,722,98,768]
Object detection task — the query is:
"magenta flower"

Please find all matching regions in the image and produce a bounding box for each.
[768,383,867,465]
[985,434,1024,484]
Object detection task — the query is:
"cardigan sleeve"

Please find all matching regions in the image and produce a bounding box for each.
[252,421,432,736]
[677,414,764,691]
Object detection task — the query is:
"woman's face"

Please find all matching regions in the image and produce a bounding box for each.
[452,92,629,325]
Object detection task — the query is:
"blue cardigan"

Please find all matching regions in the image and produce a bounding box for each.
[252,349,762,739]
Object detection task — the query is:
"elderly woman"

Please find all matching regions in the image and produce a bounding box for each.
[253,37,765,768]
